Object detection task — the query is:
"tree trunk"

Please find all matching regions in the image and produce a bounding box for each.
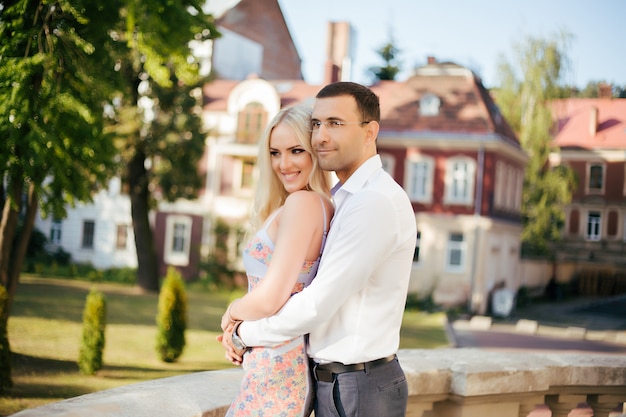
[0,179,23,314]
[128,148,160,292]
[8,183,39,312]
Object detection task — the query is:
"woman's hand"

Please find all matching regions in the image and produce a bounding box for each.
[221,299,240,331]
[217,321,245,365]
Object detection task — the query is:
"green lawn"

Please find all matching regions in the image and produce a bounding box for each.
[1,275,448,416]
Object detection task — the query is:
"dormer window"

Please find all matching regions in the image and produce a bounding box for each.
[419,93,441,116]
[236,102,267,144]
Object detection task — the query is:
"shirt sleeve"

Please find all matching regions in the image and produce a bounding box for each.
[239,188,397,347]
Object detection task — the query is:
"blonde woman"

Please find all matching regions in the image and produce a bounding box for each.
[220,103,334,416]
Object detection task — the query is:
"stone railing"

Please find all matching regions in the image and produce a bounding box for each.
[11,349,626,417]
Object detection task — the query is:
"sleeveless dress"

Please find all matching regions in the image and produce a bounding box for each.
[225,197,328,417]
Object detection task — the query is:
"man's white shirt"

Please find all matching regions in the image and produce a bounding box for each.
[238,155,417,365]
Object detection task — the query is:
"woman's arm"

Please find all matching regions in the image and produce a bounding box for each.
[221,191,329,330]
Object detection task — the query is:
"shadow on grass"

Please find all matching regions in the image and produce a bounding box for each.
[13,277,228,332]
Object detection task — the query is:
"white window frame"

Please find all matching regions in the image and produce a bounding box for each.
[419,93,441,116]
[50,220,62,245]
[379,153,396,177]
[444,157,475,206]
[586,162,605,195]
[164,215,193,266]
[115,224,129,250]
[445,232,466,272]
[81,220,95,249]
[494,161,504,208]
[586,211,601,241]
[405,155,434,203]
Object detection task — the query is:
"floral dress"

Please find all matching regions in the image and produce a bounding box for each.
[226,199,328,417]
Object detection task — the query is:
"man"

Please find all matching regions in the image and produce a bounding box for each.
[223,81,416,417]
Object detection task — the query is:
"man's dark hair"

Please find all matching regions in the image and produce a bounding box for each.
[316,82,380,123]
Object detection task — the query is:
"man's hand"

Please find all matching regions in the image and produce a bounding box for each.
[217,321,245,365]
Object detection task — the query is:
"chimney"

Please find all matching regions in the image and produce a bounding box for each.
[589,106,598,137]
[324,22,352,84]
[598,83,612,98]
[427,56,437,65]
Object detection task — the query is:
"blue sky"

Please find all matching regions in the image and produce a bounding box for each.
[278,0,626,89]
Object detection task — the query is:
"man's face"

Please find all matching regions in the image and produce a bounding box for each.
[311,95,373,183]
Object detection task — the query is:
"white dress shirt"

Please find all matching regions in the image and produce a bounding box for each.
[239,155,417,365]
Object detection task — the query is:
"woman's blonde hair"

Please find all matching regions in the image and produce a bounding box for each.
[251,103,332,228]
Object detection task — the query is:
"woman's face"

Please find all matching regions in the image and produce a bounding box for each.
[269,123,313,194]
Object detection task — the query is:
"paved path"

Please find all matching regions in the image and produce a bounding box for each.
[446,294,626,416]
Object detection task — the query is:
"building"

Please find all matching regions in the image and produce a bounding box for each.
[35,0,528,313]
[550,97,626,296]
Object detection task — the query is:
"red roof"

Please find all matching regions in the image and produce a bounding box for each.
[202,62,520,146]
[551,98,626,150]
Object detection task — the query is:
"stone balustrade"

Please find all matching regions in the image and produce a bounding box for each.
[11,348,626,417]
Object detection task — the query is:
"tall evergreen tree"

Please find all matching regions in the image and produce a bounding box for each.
[369,31,401,81]
[495,33,577,255]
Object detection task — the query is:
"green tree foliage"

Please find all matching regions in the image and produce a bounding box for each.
[0,285,12,394]
[496,33,577,255]
[0,0,119,312]
[156,267,187,362]
[369,31,401,81]
[105,0,219,292]
[78,289,107,375]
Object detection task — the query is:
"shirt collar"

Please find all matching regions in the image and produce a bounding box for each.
[332,155,382,208]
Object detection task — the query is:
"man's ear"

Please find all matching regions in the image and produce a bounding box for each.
[365,121,380,145]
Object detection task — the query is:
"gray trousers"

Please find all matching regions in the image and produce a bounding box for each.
[313,357,407,417]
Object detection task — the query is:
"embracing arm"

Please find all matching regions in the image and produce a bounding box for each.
[220,191,328,330]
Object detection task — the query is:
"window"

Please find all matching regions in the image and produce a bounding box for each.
[444,158,475,205]
[379,153,396,176]
[405,157,434,203]
[222,156,256,196]
[236,102,267,144]
[587,163,604,194]
[586,212,601,241]
[50,220,62,245]
[164,215,193,266]
[81,220,95,249]
[413,231,421,263]
[445,232,466,272]
[116,224,129,250]
[419,93,441,116]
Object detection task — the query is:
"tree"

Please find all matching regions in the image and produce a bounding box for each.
[105,0,219,292]
[0,0,119,314]
[156,267,187,362]
[369,31,402,81]
[78,289,107,375]
[495,33,577,255]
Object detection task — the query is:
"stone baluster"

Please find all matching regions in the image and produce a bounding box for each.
[545,394,587,417]
[518,396,546,417]
[587,394,623,417]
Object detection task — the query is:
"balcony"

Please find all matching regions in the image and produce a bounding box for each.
[11,348,626,417]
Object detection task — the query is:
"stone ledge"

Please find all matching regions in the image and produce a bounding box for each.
[11,349,626,417]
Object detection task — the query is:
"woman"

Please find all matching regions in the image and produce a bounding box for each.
[220,103,334,416]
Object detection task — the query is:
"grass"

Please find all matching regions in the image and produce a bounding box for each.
[1,274,448,416]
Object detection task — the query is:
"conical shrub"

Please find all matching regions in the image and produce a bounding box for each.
[78,289,107,375]
[156,267,187,362]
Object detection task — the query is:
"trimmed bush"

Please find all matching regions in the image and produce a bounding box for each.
[78,289,107,375]
[0,285,13,394]
[156,267,187,363]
